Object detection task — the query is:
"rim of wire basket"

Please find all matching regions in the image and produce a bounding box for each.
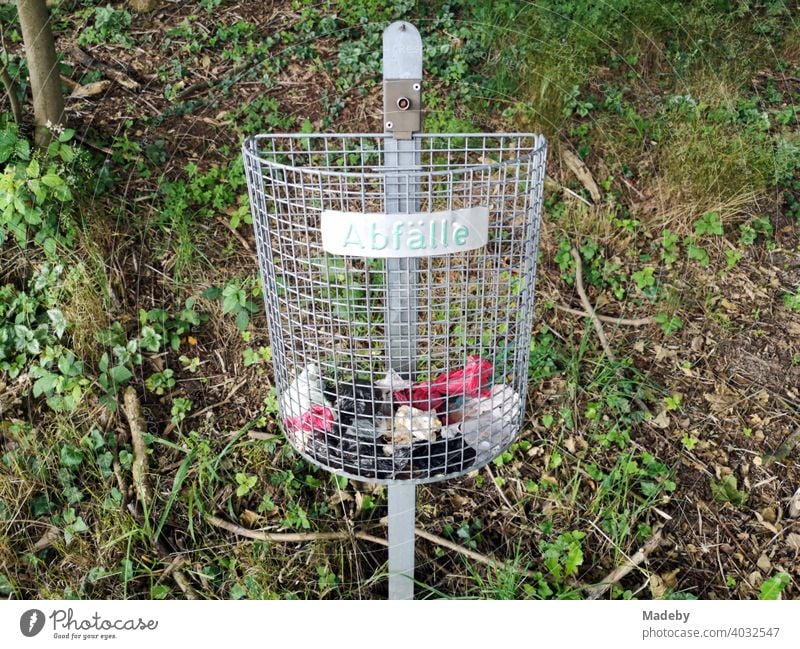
[242,132,547,179]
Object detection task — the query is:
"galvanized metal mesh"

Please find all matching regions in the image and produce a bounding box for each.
[242,133,547,484]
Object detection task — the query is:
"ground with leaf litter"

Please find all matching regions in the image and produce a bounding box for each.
[1,1,799,599]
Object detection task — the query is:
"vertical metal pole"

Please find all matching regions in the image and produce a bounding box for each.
[383,21,422,600]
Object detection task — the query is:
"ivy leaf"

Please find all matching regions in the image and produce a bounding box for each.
[202,286,222,301]
[0,573,13,596]
[0,129,16,163]
[71,516,88,533]
[694,211,723,236]
[687,244,710,267]
[33,372,59,397]
[60,444,84,468]
[47,309,68,338]
[15,138,30,161]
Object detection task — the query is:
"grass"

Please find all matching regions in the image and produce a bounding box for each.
[1,0,799,600]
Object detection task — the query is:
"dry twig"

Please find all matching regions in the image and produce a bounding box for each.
[121,388,198,599]
[414,527,540,580]
[122,387,152,506]
[571,248,617,363]
[206,513,387,546]
[208,513,539,581]
[586,525,664,599]
[555,303,653,327]
[30,525,61,553]
[66,46,139,90]
[570,248,649,414]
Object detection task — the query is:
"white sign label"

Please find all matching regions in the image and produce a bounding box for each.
[320,207,489,258]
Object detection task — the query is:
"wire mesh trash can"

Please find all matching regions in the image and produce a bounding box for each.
[242,133,547,484]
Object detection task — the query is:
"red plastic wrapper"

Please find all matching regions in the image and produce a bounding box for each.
[392,382,445,412]
[432,355,493,397]
[393,356,493,413]
[284,404,335,433]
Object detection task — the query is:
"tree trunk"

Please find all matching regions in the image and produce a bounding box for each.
[17,0,64,146]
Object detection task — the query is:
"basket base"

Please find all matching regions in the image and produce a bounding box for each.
[287,418,521,485]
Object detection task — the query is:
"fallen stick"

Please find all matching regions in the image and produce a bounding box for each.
[120,389,199,598]
[586,525,663,599]
[218,215,253,253]
[561,148,601,203]
[571,248,617,363]
[30,524,61,553]
[206,513,387,546]
[570,248,649,414]
[413,527,540,580]
[122,387,152,507]
[484,464,514,511]
[65,46,139,90]
[126,502,199,599]
[555,303,653,327]
[544,175,593,206]
[210,513,539,580]
[162,556,198,600]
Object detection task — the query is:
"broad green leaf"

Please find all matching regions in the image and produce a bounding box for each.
[109,365,133,385]
[759,573,790,600]
[26,158,40,178]
[48,309,68,338]
[33,372,58,397]
[60,444,84,468]
[710,475,748,507]
[15,138,30,161]
[235,308,249,331]
[222,285,245,314]
[41,173,64,188]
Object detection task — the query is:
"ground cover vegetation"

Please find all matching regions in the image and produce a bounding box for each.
[1,0,799,599]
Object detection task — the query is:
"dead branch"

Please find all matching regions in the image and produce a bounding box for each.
[555,303,653,327]
[208,513,538,581]
[65,45,139,90]
[30,524,61,552]
[571,248,649,413]
[206,513,388,546]
[586,525,663,599]
[561,148,601,203]
[571,248,617,363]
[544,175,592,206]
[414,527,540,580]
[161,556,198,600]
[121,387,152,507]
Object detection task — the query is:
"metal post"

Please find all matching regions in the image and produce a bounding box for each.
[383,21,422,600]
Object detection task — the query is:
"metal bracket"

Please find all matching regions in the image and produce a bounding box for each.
[383,79,422,140]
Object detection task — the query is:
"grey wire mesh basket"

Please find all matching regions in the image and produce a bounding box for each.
[243,133,547,484]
